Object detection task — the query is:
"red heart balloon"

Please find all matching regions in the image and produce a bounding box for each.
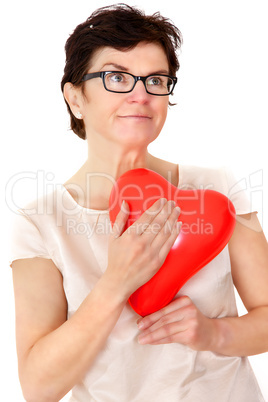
[109,168,236,316]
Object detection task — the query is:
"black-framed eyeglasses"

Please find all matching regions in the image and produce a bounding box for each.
[81,71,177,96]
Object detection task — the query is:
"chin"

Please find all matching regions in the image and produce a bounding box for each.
[117,128,158,146]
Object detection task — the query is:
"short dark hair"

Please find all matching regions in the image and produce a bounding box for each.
[61,3,183,140]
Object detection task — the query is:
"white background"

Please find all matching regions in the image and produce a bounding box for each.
[1,0,268,400]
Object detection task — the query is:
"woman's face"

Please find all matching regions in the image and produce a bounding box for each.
[80,42,170,150]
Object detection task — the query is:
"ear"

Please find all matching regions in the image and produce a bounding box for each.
[63,82,84,118]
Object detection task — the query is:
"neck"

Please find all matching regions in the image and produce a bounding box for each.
[65,138,154,210]
[86,128,153,178]
[86,148,150,179]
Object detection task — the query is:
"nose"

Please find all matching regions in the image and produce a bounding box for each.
[127,80,150,104]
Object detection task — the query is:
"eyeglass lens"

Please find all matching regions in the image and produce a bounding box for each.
[104,72,173,94]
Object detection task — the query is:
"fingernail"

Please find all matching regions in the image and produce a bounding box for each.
[175,206,181,214]
[121,200,129,213]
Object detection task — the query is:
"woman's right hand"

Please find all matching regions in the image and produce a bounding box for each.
[104,198,181,301]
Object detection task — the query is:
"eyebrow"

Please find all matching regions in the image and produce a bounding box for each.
[100,62,170,75]
[101,63,129,71]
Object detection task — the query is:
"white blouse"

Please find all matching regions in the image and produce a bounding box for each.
[10,165,264,402]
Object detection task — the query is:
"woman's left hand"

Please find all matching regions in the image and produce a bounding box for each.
[137,296,217,351]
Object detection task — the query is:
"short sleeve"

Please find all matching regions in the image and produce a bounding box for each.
[9,209,51,266]
[224,168,256,215]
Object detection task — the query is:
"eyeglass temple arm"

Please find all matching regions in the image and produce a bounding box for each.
[81,72,102,82]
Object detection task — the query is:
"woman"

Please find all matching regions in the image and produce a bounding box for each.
[10,4,268,401]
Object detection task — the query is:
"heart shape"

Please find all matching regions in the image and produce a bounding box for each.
[109,168,236,316]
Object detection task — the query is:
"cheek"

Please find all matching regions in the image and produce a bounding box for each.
[89,92,121,118]
[155,100,169,124]
[84,102,122,139]
[83,93,112,123]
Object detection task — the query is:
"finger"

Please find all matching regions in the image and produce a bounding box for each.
[137,297,196,345]
[136,200,178,240]
[158,221,182,263]
[138,321,188,345]
[140,308,185,336]
[139,333,186,345]
[137,296,191,329]
[127,198,167,235]
[111,201,130,239]
[142,200,177,237]
[150,204,181,248]
[160,205,181,239]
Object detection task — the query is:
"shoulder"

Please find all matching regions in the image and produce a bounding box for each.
[12,190,50,220]
[179,164,253,215]
[14,185,71,223]
[179,165,230,193]
[10,186,67,240]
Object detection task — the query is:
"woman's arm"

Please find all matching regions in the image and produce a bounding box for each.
[137,213,268,357]
[215,212,268,356]
[13,199,181,402]
[13,257,127,402]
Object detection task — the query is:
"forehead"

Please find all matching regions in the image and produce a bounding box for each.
[89,42,169,73]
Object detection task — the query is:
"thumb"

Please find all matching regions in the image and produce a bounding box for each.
[111,201,130,239]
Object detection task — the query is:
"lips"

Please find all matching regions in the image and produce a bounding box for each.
[119,115,152,119]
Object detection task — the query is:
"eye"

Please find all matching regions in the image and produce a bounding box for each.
[147,76,163,86]
[108,73,125,83]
